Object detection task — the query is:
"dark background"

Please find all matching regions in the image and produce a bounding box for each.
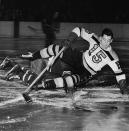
[0,0,129,23]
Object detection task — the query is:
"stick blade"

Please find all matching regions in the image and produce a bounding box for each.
[22,93,32,103]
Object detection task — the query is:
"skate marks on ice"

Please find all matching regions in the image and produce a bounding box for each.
[0,83,74,129]
[24,86,129,111]
[32,90,73,109]
[0,78,73,109]
[1,87,129,130]
[0,100,46,129]
[0,79,73,128]
[0,89,73,109]
[0,79,26,107]
[73,87,129,111]
[0,77,129,111]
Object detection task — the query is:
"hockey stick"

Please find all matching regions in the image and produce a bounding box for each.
[22,46,67,103]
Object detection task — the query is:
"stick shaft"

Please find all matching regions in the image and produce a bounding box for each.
[23,46,66,94]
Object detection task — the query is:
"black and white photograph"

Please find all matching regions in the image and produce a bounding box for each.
[0,0,129,131]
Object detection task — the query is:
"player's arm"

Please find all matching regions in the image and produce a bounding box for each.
[21,44,63,60]
[39,27,81,58]
[21,27,81,60]
[109,60,129,94]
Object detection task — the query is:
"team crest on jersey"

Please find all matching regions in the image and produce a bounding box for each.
[88,44,99,56]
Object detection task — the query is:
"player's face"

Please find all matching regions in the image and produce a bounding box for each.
[100,34,113,49]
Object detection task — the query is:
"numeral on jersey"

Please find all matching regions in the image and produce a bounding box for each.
[115,61,121,69]
[92,50,107,63]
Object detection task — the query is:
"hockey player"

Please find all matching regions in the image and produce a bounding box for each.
[0,57,37,86]
[21,27,129,94]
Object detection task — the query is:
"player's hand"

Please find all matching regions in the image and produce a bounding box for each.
[119,79,129,94]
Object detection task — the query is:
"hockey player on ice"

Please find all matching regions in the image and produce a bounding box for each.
[21,27,129,95]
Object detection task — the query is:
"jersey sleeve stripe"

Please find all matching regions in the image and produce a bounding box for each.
[46,45,54,56]
[104,50,114,60]
[115,72,125,76]
[52,44,57,56]
[92,36,100,45]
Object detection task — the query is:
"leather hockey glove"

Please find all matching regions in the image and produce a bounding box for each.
[62,27,81,47]
[118,79,129,94]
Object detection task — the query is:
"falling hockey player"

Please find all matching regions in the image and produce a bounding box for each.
[20,27,129,102]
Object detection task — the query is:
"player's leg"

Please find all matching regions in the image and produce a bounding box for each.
[20,67,38,86]
[34,71,81,92]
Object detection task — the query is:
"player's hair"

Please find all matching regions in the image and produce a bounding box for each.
[101,28,113,39]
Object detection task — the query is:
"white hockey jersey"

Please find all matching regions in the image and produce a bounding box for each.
[82,31,125,83]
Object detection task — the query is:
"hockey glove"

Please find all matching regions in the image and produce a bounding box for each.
[62,27,81,47]
[118,79,129,94]
[81,28,94,41]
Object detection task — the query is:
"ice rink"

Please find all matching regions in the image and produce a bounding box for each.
[0,38,129,131]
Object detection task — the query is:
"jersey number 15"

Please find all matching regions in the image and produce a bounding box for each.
[92,50,107,63]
